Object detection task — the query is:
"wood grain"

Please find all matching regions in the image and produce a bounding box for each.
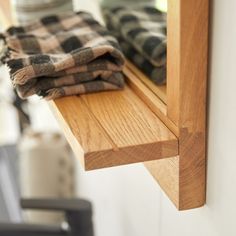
[177,0,209,210]
[146,0,209,210]
[124,66,179,137]
[166,0,181,125]
[51,86,178,170]
[145,156,179,207]
[81,86,174,146]
[49,96,114,168]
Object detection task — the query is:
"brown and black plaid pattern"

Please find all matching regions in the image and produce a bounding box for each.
[0,11,125,100]
[103,6,166,85]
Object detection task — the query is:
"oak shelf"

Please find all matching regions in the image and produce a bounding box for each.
[50,82,178,170]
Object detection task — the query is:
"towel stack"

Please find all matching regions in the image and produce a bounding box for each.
[103,6,167,85]
[0,11,125,100]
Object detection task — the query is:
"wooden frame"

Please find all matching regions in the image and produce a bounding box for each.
[167,0,208,210]
[0,0,209,210]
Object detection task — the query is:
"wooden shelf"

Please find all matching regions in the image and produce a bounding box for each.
[50,84,178,170]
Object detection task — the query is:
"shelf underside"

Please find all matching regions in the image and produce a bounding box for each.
[50,77,177,170]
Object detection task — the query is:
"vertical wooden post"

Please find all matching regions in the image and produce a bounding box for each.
[167,0,209,209]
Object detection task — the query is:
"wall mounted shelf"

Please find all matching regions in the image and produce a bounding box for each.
[1,0,209,210]
[49,85,178,170]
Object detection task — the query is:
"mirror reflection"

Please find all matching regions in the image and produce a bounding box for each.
[1,0,167,102]
[99,0,168,101]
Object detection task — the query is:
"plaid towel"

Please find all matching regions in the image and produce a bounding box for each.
[0,11,125,100]
[103,6,167,85]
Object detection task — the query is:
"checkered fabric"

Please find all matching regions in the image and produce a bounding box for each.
[103,6,167,85]
[0,11,125,100]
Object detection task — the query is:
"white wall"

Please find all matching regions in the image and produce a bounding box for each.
[76,164,162,236]
[76,0,236,236]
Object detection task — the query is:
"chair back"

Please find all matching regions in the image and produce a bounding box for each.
[0,145,22,222]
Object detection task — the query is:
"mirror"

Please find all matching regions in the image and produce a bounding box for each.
[98,0,168,104]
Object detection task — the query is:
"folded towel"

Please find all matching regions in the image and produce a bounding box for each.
[103,6,166,85]
[0,11,125,100]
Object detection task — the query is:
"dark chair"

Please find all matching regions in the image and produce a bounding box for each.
[0,198,94,236]
[0,145,94,236]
